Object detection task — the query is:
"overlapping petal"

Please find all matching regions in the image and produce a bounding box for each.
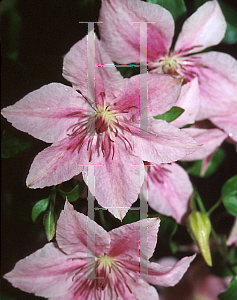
[131,119,199,164]
[1,83,86,143]
[174,0,226,54]
[191,52,237,120]
[182,128,227,161]
[98,0,174,63]
[4,243,81,298]
[108,218,160,260]
[142,163,193,224]
[56,201,110,256]
[210,112,237,143]
[63,34,125,102]
[83,139,145,220]
[147,255,196,286]
[26,137,88,188]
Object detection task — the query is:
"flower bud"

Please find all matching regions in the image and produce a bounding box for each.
[188,211,212,266]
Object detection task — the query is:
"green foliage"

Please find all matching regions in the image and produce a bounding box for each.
[222,175,237,217]
[218,276,237,300]
[121,210,140,225]
[147,0,187,21]
[31,197,50,222]
[116,65,138,78]
[154,106,184,123]
[1,130,33,158]
[43,210,56,242]
[59,181,85,202]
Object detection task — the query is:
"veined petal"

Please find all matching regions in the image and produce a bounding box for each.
[192,52,237,120]
[51,278,159,300]
[142,163,193,224]
[56,201,110,257]
[4,243,82,298]
[114,73,181,117]
[108,218,160,261]
[1,83,86,143]
[83,139,145,220]
[171,78,200,128]
[182,128,227,161]
[210,112,237,142]
[26,137,89,188]
[175,0,226,54]
[63,34,124,104]
[131,119,199,164]
[147,254,196,286]
[98,0,174,64]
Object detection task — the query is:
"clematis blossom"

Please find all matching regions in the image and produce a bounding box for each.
[1,34,199,220]
[4,201,196,300]
[99,0,237,128]
[140,81,226,224]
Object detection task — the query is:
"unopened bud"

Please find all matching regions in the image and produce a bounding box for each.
[188,211,212,266]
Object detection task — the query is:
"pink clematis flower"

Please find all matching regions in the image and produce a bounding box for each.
[141,162,193,224]
[4,201,196,300]
[1,34,199,220]
[99,0,237,127]
[140,81,227,224]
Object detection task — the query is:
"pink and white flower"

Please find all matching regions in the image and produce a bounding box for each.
[4,201,196,300]
[1,34,199,220]
[99,0,237,134]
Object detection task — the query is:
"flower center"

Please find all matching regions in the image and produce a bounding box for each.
[71,254,136,299]
[149,52,197,82]
[95,104,117,134]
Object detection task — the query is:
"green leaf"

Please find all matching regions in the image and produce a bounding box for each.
[121,210,140,225]
[153,106,184,123]
[1,130,33,158]
[223,192,237,217]
[219,0,237,44]
[31,197,50,222]
[147,0,187,21]
[222,175,237,197]
[222,175,237,217]
[116,65,138,78]
[43,210,56,241]
[218,276,237,300]
[59,181,85,202]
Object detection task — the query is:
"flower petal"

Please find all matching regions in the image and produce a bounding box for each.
[182,128,227,161]
[113,73,181,117]
[1,83,86,143]
[147,254,196,286]
[131,119,199,164]
[83,139,145,220]
[98,0,174,64]
[142,163,193,224]
[191,52,237,120]
[175,0,226,54]
[171,78,200,128]
[4,243,82,298]
[26,137,89,188]
[108,218,160,262]
[63,34,124,104]
[210,112,237,142]
[56,201,110,256]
